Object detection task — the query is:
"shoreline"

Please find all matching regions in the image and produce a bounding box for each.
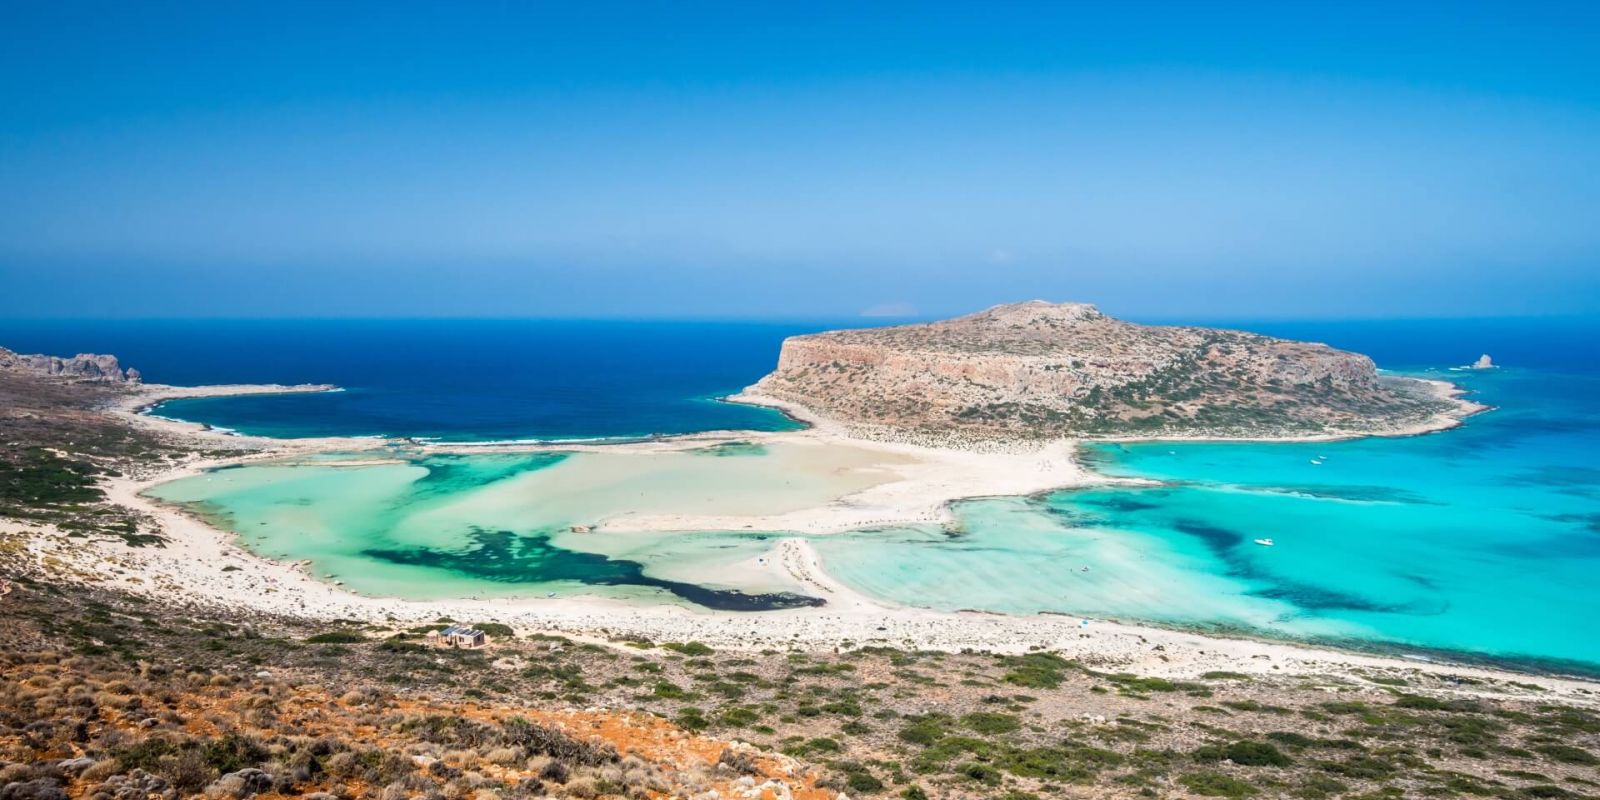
[729,375,1489,447]
[17,373,1583,699]
[16,491,1600,701]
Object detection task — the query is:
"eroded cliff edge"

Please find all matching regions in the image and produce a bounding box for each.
[749,301,1469,441]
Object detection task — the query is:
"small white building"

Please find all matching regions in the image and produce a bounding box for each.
[427,625,488,650]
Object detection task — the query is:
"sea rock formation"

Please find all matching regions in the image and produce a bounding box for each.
[0,346,141,383]
[751,301,1452,440]
[1472,354,1494,369]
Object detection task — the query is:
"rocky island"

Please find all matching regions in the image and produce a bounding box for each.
[750,301,1471,441]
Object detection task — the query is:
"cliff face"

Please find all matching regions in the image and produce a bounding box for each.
[0,346,141,383]
[751,301,1448,439]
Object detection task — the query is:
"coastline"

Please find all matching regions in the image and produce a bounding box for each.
[729,376,1489,447]
[16,485,1600,703]
[15,373,1588,701]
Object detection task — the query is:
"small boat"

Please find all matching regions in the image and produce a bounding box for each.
[1253,538,1275,547]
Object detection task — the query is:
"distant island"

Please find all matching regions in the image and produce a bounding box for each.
[748,300,1477,442]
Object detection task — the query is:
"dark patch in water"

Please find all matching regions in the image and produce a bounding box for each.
[1037,504,1110,529]
[1543,512,1600,534]
[1257,484,1438,504]
[1078,495,1163,513]
[1400,573,1441,591]
[687,440,768,457]
[1172,519,1246,551]
[363,528,823,612]
[1252,582,1435,615]
[1505,466,1600,498]
[1170,518,1436,616]
[410,454,564,497]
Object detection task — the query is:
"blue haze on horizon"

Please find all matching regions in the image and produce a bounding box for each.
[2,2,1598,321]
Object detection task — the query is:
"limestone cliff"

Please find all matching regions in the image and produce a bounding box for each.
[750,301,1453,440]
[0,346,141,383]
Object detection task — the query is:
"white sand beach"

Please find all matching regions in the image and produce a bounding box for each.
[14,376,1584,706]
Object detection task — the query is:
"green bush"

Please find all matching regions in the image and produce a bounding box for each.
[1001,652,1073,689]
[1533,744,1597,765]
[676,707,710,731]
[846,771,885,793]
[719,707,760,727]
[1194,740,1291,767]
[1521,787,1580,799]
[1181,771,1258,798]
[663,641,715,656]
[898,715,951,746]
[959,762,1002,785]
[202,733,270,773]
[306,630,365,644]
[963,712,1021,734]
[653,680,689,699]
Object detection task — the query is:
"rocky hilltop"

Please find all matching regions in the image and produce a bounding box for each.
[750,301,1458,440]
[0,345,141,383]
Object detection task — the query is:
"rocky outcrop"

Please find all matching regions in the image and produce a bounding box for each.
[0,346,141,383]
[751,301,1453,440]
[1472,354,1494,369]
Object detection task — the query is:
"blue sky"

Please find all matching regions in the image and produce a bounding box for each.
[2,2,1597,319]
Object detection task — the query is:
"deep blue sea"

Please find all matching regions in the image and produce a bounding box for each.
[0,319,831,440]
[4,316,1597,671]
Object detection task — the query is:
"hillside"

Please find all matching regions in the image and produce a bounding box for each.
[3,579,1598,800]
[750,301,1461,440]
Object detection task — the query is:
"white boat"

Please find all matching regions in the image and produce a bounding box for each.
[1253,538,1275,547]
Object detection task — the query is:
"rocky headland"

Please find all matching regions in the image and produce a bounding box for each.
[750,301,1472,442]
[0,345,141,383]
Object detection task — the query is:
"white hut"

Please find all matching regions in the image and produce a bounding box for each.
[427,625,488,650]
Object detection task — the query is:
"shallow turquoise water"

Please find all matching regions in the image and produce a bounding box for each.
[815,368,1600,671]
[145,365,1600,671]
[144,445,887,611]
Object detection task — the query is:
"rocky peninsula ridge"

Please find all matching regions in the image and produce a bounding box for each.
[750,301,1474,442]
[0,345,141,383]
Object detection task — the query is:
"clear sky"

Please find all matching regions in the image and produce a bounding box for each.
[2,2,1597,319]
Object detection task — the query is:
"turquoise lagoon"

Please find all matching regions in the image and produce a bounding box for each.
[818,366,1600,671]
[146,366,1600,672]
[145,441,908,611]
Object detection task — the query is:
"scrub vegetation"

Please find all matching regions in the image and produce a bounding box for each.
[2,578,1597,800]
